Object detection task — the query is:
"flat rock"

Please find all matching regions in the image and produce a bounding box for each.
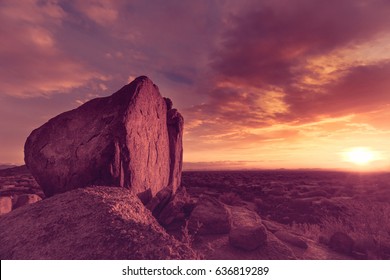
[25,76,183,200]
[0,186,198,259]
[262,220,284,233]
[188,196,230,234]
[274,230,308,249]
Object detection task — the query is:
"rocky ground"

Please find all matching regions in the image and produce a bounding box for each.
[1,167,390,259]
[0,186,198,259]
[180,170,390,259]
[0,166,44,215]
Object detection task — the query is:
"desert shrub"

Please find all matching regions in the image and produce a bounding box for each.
[341,200,390,258]
[290,199,390,259]
[179,220,204,259]
[180,220,202,246]
[291,221,322,240]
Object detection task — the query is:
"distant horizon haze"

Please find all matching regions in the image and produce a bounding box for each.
[1,161,389,173]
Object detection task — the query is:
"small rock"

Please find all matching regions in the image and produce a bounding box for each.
[329,232,355,255]
[228,206,267,251]
[229,225,267,251]
[12,194,42,210]
[0,197,12,215]
[188,196,230,234]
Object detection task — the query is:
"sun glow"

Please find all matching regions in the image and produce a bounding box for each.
[343,147,375,166]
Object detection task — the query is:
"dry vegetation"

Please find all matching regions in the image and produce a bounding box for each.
[291,200,390,259]
[182,170,390,259]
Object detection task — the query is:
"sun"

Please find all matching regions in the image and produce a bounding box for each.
[343,147,375,166]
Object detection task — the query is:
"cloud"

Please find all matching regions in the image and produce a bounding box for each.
[183,160,263,171]
[1,0,390,168]
[284,61,390,122]
[182,0,390,140]
[184,83,289,135]
[0,0,65,24]
[0,0,109,97]
[212,0,390,86]
[72,0,120,26]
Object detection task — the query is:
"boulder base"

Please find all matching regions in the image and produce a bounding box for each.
[0,186,198,259]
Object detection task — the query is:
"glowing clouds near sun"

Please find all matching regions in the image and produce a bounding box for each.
[342,147,380,166]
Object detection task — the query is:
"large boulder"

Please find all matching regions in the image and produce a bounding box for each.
[24,76,183,201]
[0,186,198,259]
[188,196,231,234]
[228,206,267,251]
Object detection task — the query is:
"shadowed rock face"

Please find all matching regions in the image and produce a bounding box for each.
[24,76,183,200]
[0,186,198,259]
[167,108,184,193]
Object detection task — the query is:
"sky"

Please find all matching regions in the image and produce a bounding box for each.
[1,0,390,171]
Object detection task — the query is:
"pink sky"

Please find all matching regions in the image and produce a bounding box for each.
[1,0,390,171]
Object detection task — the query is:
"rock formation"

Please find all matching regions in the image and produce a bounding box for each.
[228,206,267,251]
[24,76,183,202]
[0,186,198,259]
[188,196,231,234]
[166,102,184,194]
